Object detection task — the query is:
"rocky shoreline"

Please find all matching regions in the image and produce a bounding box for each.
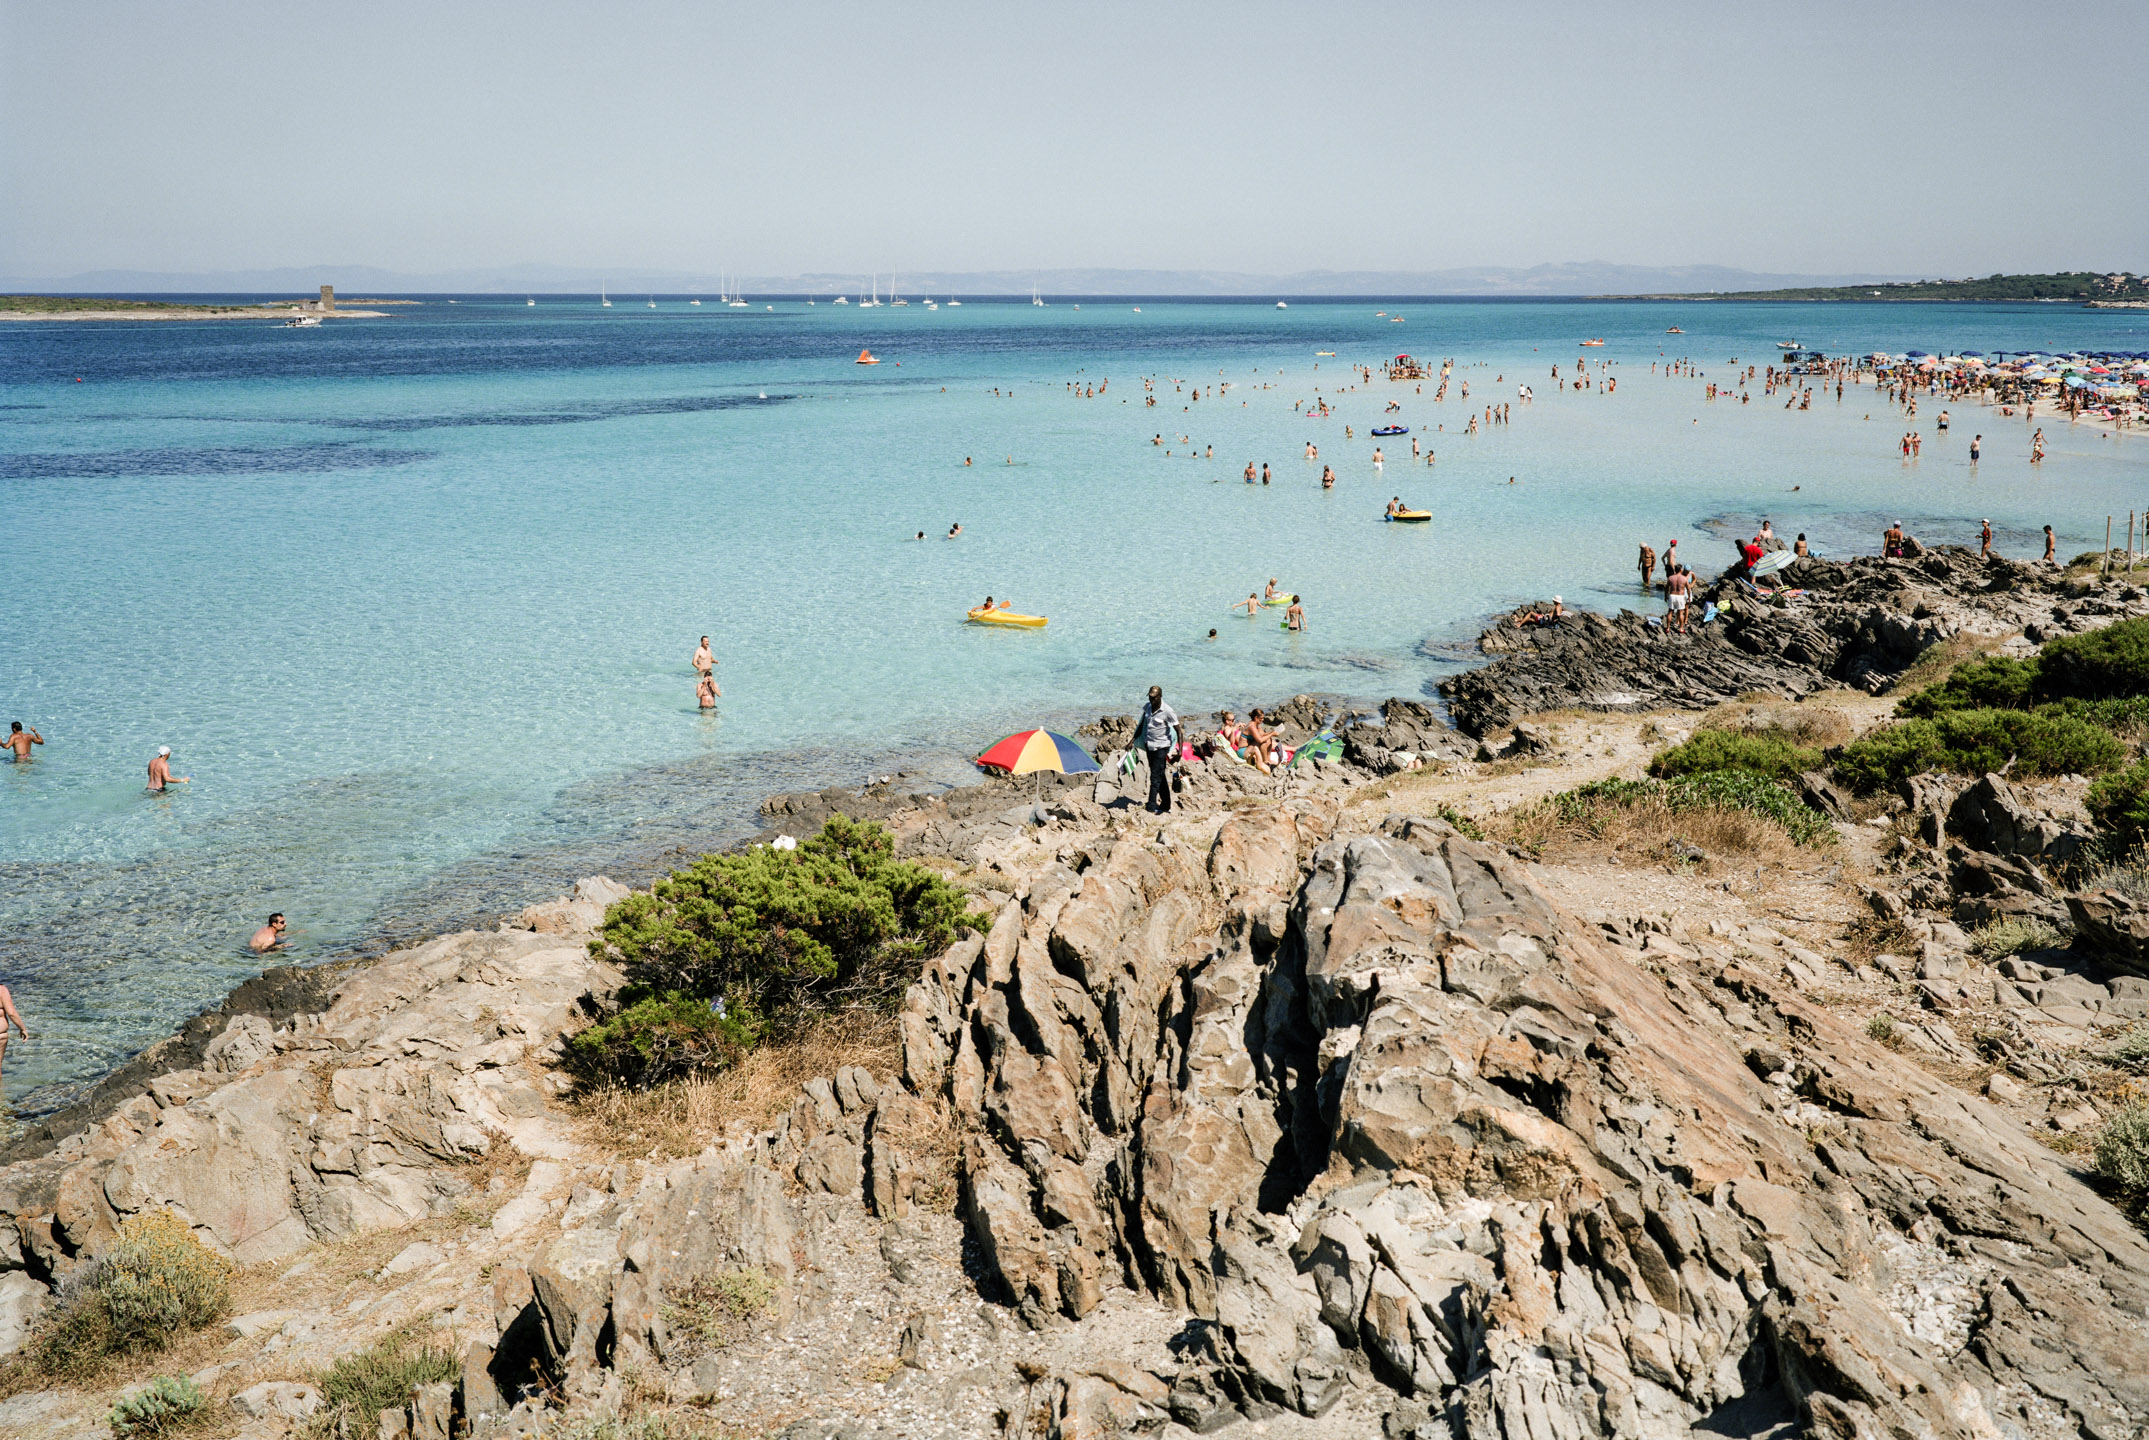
[8,548,2149,1440]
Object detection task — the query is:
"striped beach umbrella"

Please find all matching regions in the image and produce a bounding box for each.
[975,729,1100,776]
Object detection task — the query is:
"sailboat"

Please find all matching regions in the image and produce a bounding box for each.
[858,275,880,309]
[946,297,961,307]
[728,276,749,308]
[647,296,657,308]
[690,297,702,306]
[1031,282,1045,307]
[526,297,535,306]
[600,284,611,308]
[890,269,908,307]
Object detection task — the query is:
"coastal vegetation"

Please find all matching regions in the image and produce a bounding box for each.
[1639,271,2148,303]
[311,1332,460,1439]
[570,817,981,1089]
[18,1209,230,1382]
[0,294,238,314]
[106,1375,208,1437]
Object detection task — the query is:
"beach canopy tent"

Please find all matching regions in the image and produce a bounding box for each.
[975,728,1100,776]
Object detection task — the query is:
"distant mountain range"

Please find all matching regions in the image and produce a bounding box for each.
[0,261,1925,298]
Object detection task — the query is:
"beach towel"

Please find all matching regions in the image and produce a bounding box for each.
[1700,601,1719,625]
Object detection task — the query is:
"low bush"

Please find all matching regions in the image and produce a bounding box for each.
[108,1376,207,1438]
[1433,804,1484,841]
[2037,617,2149,701]
[2094,1101,2149,1198]
[2088,758,2149,854]
[575,817,981,1089]
[1528,772,1835,850]
[1833,708,2127,793]
[1895,655,2040,717]
[1865,1013,1896,1042]
[1649,728,1821,782]
[1970,917,2067,958]
[2104,1025,2149,1073]
[315,1332,459,1438]
[24,1209,231,1379]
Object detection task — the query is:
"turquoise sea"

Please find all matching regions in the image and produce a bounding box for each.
[3,297,2147,1110]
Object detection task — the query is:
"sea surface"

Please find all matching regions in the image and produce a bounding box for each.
[3,296,2147,1111]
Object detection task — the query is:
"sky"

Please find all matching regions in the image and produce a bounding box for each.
[3,0,2145,281]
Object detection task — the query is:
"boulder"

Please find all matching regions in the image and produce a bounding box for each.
[2066,890,2149,976]
[1949,773,2090,863]
[232,1382,324,1422]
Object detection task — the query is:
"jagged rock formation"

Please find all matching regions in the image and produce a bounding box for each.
[899,809,2149,1438]
[1441,549,2149,736]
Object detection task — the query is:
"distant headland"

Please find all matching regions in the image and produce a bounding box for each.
[1607,270,2149,304]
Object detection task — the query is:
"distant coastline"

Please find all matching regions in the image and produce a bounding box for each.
[1596,270,2146,305]
[0,294,397,321]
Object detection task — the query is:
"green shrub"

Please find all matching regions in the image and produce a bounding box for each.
[2094,1101,2149,1197]
[1434,804,1484,841]
[2089,758,2149,853]
[579,817,980,1088]
[1896,655,2041,717]
[1649,728,1822,782]
[108,1376,207,1438]
[1970,917,2067,958]
[2037,618,2149,701]
[1834,708,2127,793]
[316,1333,459,1438]
[26,1209,231,1379]
[565,988,760,1090]
[1865,1013,1896,1042]
[1542,773,1835,848]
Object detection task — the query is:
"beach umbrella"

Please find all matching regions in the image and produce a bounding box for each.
[975,728,1100,776]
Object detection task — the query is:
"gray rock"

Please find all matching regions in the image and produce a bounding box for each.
[232,1381,323,1421]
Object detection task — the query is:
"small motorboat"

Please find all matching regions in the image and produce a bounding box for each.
[1276,301,1288,309]
[1666,326,1683,333]
[1387,509,1432,522]
[966,608,1047,628]
[856,348,880,365]
[1371,425,1407,436]
[1580,339,1605,346]
[1776,341,1800,349]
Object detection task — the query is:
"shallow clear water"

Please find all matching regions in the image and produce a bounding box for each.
[3,297,2146,1108]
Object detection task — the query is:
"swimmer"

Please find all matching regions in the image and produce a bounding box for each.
[692,636,714,679]
[3,722,41,762]
[914,531,926,541]
[147,745,189,792]
[1232,592,1261,615]
[249,913,290,954]
[697,671,720,708]
[1205,628,1218,641]
[1385,497,1399,518]
[1244,462,1256,484]
[947,523,962,538]
[1284,596,1306,632]
[1372,447,1384,466]
[1261,463,1271,485]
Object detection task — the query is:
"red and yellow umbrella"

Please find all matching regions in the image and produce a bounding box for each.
[975,729,1100,776]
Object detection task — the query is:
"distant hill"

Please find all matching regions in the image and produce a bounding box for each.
[0,261,1918,298]
[1623,271,2148,303]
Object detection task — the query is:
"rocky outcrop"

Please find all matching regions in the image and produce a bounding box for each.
[1441,549,2149,735]
[0,911,616,1308]
[900,811,2149,1439]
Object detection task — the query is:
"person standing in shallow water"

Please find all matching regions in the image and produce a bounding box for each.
[0,983,29,1095]
[1637,543,1657,589]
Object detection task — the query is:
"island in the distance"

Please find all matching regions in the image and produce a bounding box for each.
[0,286,401,321]
[1606,269,2149,305]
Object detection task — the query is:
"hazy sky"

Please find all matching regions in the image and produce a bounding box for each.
[4,0,2144,279]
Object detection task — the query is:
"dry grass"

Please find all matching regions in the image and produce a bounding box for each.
[1884,634,2008,696]
[1498,791,1802,871]
[1697,701,1854,749]
[571,1009,901,1161]
[1841,911,1917,965]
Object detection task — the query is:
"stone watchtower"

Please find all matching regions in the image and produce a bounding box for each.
[319,285,335,312]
